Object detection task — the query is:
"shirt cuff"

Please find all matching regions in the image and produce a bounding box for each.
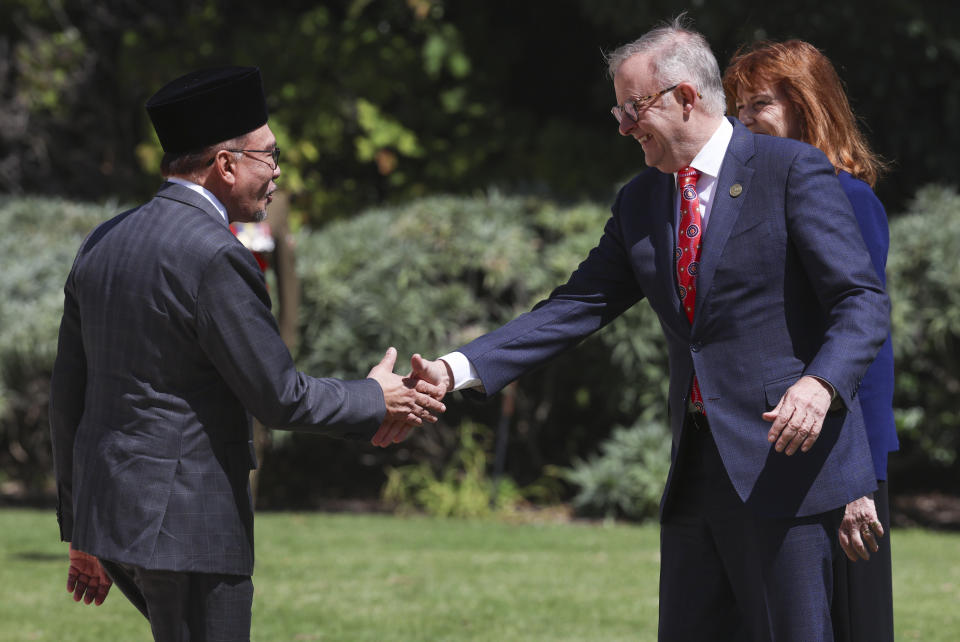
[439,351,484,392]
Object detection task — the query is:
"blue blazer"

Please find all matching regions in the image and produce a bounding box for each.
[839,171,898,480]
[50,182,385,576]
[458,119,890,518]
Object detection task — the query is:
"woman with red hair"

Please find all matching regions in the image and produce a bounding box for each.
[724,40,896,642]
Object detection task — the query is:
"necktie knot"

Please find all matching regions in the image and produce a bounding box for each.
[678,166,700,186]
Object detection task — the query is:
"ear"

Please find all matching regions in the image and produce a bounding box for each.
[676,83,700,113]
[211,150,238,186]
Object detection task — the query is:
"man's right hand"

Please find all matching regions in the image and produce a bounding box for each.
[367,347,446,447]
[410,353,454,397]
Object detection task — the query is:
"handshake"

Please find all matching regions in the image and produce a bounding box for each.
[365,347,455,448]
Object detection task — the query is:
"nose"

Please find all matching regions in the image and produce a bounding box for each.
[618,116,636,137]
[738,108,754,124]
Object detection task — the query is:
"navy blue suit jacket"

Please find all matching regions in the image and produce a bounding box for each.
[50,182,385,575]
[458,119,890,518]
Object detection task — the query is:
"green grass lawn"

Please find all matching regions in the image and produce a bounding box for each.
[1,508,957,640]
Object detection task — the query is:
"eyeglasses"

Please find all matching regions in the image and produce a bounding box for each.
[206,147,280,169]
[611,85,679,123]
[230,147,280,169]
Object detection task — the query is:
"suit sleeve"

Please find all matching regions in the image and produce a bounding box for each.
[195,243,385,440]
[48,270,85,542]
[459,193,643,396]
[785,148,890,409]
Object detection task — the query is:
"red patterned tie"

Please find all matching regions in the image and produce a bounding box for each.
[676,166,705,413]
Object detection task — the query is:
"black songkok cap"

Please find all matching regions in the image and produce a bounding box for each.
[146,66,268,154]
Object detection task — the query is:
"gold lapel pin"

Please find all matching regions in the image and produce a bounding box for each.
[729,183,743,197]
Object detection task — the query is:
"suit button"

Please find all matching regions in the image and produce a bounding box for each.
[690,343,701,352]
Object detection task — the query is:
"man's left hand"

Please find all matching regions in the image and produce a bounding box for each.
[67,544,112,606]
[762,375,832,455]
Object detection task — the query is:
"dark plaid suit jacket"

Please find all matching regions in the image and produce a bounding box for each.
[457,119,890,519]
[50,182,384,575]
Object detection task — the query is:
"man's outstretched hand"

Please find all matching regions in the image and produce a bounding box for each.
[67,544,112,606]
[368,348,447,447]
[409,354,454,397]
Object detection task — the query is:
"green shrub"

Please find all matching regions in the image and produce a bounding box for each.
[0,196,114,492]
[382,422,523,518]
[887,185,960,478]
[557,419,671,522]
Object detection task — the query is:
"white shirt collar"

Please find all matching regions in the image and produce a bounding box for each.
[166,177,229,222]
[674,117,733,183]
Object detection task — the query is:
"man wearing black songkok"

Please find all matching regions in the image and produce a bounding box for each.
[49,66,445,641]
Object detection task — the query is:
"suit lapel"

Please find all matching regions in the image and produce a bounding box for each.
[693,121,756,326]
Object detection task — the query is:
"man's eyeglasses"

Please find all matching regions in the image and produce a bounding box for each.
[206,147,281,169]
[611,85,679,123]
[230,147,280,169]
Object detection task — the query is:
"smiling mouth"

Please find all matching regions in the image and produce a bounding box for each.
[637,134,652,144]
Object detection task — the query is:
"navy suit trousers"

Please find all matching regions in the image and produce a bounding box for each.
[659,415,842,641]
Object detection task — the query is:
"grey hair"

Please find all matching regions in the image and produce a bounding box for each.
[161,134,248,178]
[604,14,726,118]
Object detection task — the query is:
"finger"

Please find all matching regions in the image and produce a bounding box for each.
[67,568,78,593]
[860,522,880,553]
[782,425,806,455]
[83,580,97,604]
[871,519,885,539]
[94,582,111,606]
[73,576,89,602]
[415,392,446,415]
[799,419,822,453]
[404,412,426,427]
[377,347,398,373]
[375,418,418,447]
[412,354,452,391]
[784,412,815,455]
[853,531,870,561]
[414,400,442,423]
[774,418,799,453]
[392,424,416,443]
[838,533,858,562]
[411,354,432,379]
[411,377,446,400]
[371,421,400,448]
[764,400,788,442]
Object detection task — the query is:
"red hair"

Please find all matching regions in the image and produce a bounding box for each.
[723,40,884,187]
